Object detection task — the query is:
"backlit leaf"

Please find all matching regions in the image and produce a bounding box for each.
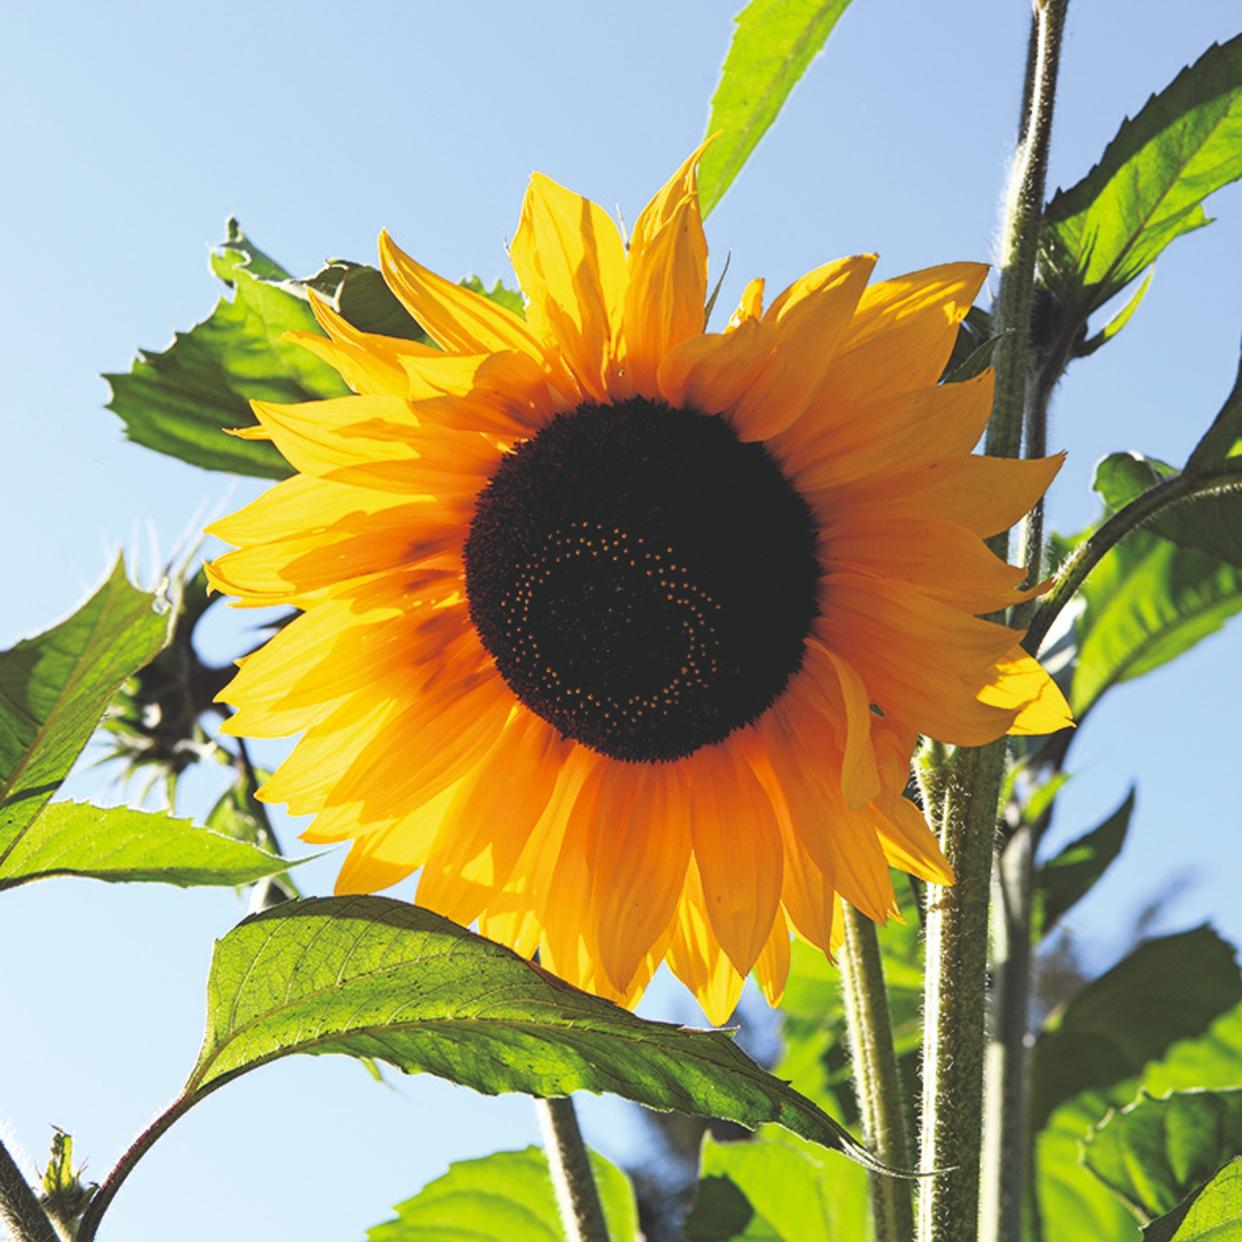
[0,802,297,891]
[186,897,885,1170]
[1041,36,1242,324]
[1083,1089,1242,1222]
[1031,927,1242,1132]
[699,0,855,216]
[1144,1158,1242,1242]
[105,220,347,478]
[367,1146,638,1241]
[0,560,170,853]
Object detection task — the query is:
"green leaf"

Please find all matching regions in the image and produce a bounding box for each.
[685,1175,782,1240]
[699,0,854,216]
[1041,36,1242,323]
[1078,266,1156,357]
[104,220,347,477]
[1031,927,1242,1132]
[1069,524,1242,717]
[1084,1089,1242,1223]
[1094,452,1242,568]
[0,802,296,891]
[1037,998,1242,1241]
[1144,1158,1242,1242]
[1186,348,1242,472]
[1033,787,1134,936]
[0,560,170,854]
[367,1146,638,1241]
[691,1132,868,1242]
[186,896,884,1170]
[304,260,429,341]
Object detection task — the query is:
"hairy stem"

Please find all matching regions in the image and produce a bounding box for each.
[981,825,1036,1242]
[76,1094,198,1242]
[919,5,1069,1241]
[1023,457,1242,656]
[534,1096,609,1242]
[0,1138,60,1242]
[840,902,914,1241]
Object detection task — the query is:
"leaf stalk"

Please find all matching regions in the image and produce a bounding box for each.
[534,1096,610,1242]
[0,1138,60,1242]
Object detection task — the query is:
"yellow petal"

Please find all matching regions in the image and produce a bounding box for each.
[730,256,876,442]
[980,646,1074,736]
[666,860,747,1026]
[510,172,627,401]
[378,230,547,360]
[754,907,792,1007]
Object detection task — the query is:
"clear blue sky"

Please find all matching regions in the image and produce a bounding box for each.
[2,2,1239,1239]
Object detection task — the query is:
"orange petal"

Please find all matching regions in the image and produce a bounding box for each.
[688,744,783,976]
[979,646,1074,736]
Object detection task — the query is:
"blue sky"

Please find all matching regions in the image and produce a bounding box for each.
[2,2,1240,1238]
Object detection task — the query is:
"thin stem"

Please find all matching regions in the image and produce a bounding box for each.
[1023,458,1242,656]
[981,825,1036,1242]
[840,902,914,1242]
[917,739,1009,1241]
[0,1138,60,1242]
[534,1096,609,1242]
[76,1094,197,1242]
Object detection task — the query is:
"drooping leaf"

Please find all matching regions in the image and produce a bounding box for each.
[366,1146,639,1241]
[1041,36,1242,323]
[941,306,1002,384]
[1143,1158,1242,1242]
[1186,347,1242,471]
[0,802,297,891]
[104,220,347,477]
[1094,452,1242,568]
[1032,787,1134,937]
[684,1175,782,1240]
[1031,927,1242,1132]
[1083,1089,1242,1223]
[186,897,884,1169]
[1069,524,1242,718]
[0,560,170,854]
[699,0,854,216]
[690,1132,868,1242]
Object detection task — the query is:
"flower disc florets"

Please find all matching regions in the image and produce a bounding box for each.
[465,398,821,762]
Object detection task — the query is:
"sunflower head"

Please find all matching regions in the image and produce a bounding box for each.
[207,149,1071,1024]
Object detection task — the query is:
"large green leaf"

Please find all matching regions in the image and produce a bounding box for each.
[1031,927,1242,1132]
[1083,1089,1242,1223]
[1032,787,1134,937]
[0,802,295,891]
[1036,998,1242,1242]
[1069,525,1242,717]
[688,1132,868,1242]
[698,0,854,216]
[104,220,347,477]
[1041,36,1242,323]
[1144,1158,1242,1242]
[1094,453,1242,568]
[685,1175,781,1240]
[0,561,170,854]
[367,1146,638,1241]
[184,897,884,1169]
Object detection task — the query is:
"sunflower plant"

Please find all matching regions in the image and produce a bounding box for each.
[3,4,1241,1242]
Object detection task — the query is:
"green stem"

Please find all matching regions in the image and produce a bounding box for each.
[918,5,1068,1241]
[981,825,1036,1242]
[917,740,1009,1241]
[534,1096,609,1242]
[840,902,914,1242]
[0,1138,60,1242]
[1023,457,1242,656]
[76,1093,197,1242]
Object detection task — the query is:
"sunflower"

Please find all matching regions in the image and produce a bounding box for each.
[207,148,1071,1025]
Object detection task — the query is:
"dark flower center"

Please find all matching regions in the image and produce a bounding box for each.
[464,398,821,762]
